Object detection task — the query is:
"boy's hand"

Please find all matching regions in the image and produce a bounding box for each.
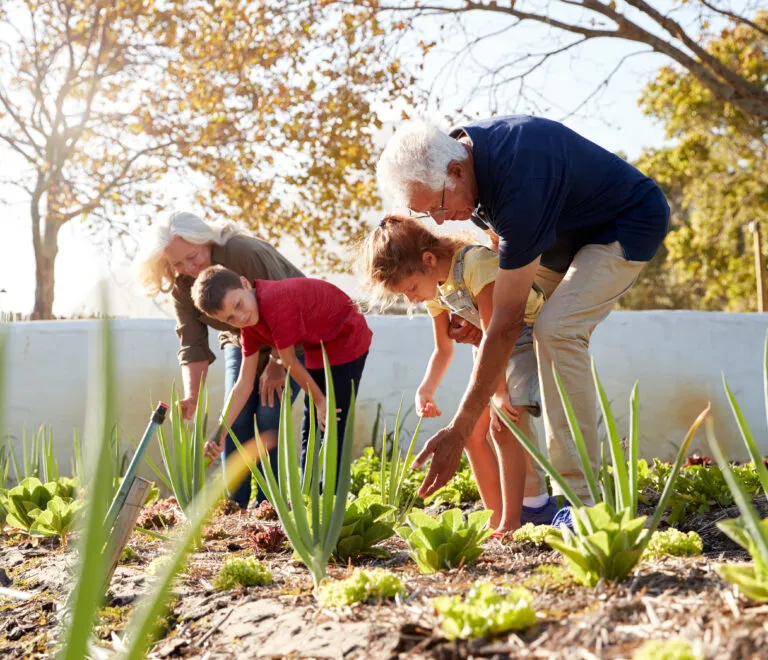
[259,359,285,408]
[204,431,225,462]
[415,389,442,418]
[315,397,341,432]
[179,396,197,421]
[491,392,520,424]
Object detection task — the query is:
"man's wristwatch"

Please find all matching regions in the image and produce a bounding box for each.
[268,353,284,366]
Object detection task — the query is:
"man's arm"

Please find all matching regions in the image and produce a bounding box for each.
[413,257,540,497]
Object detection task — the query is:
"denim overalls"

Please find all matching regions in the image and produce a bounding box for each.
[438,246,541,415]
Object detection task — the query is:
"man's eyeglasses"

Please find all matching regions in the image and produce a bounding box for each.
[409,180,446,220]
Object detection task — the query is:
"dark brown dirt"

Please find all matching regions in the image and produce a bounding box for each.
[2,502,767,659]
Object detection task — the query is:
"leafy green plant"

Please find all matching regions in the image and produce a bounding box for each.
[29,496,85,546]
[145,383,211,514]
[230,347,356,587]
[318,568,404,607]
[425,456,480,506]
[350,447,380,497]
[494,359,709,586]
[642,529,703,560]
[4,476,56,532]
[213,556,272,591]
[546,503,649,587]
[333,494,396,561]
[512,523,555,546]
[651,460,761,524]
[397,508,493,574]
[633,638,702,660]
[433,581,537,640]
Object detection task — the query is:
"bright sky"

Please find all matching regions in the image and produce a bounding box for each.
[0,3,708,317]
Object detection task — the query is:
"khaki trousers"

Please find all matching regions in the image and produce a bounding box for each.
[533,241,647,500]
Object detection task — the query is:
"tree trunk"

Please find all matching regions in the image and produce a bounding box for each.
[31,196,63,320]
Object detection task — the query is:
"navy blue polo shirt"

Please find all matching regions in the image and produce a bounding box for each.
[451,116,670,272]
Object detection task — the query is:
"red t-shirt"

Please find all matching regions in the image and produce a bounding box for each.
[241,278,372,369]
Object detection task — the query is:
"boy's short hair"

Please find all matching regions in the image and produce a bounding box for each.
[191,265,243,315]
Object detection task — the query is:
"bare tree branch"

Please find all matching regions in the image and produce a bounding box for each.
[699,0,768,39]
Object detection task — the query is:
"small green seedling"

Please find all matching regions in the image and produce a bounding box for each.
[433,581,537,640]
[213,556,272,591]
[397,508,493,574]
[633,638,702,660]
[642,529,703,560]
[318,568,404,607]
[513,523,556,546]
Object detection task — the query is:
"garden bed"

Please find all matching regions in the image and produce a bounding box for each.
[2,498,766,660]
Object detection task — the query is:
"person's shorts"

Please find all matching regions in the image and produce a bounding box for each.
[506,324,541,416]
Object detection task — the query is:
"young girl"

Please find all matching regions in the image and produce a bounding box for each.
[362,216,556,533]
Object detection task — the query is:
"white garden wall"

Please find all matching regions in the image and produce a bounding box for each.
[3,312,767,482]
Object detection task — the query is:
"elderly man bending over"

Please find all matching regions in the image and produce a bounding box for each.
[377,116,669,504]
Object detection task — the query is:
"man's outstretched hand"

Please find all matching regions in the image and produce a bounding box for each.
[412,425,466,498]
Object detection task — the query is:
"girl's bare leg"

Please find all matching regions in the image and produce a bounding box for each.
[463,406,505,528]
[489,406,528,533]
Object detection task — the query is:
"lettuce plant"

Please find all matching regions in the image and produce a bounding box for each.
[230,347,355,587]
[397,508,493,574]
[333,494,396,561]
[642,529,703,560]
[633,638,702,660]
[213,557,272,591]
[4,476,56,532]
[318,568,404,607]
[512,523,555,546]
[433,581,537,640]
[494,359,709,586]
[29,495,85,546]
[425,457,480,506]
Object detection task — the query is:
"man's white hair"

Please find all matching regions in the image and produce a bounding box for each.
[132,211,237,296]
[376,119,467,208]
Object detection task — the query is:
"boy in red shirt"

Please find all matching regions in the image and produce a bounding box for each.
[193,265,371,473]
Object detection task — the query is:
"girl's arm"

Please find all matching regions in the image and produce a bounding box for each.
[416,311,454,417]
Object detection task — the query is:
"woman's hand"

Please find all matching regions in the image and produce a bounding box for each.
[415,388,442,418]
[259,358,286,408]
[179,396,197,421]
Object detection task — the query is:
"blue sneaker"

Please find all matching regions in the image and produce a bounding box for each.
[520,496,559,526]
[551,502,575,532]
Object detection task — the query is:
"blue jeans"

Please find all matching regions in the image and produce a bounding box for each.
[222,345,301,508]
[300,352,367,478]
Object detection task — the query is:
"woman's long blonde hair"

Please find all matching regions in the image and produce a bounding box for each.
[360,214,471,308]
[133,211,238,296]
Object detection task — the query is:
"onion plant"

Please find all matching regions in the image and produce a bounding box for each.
[373,401,423,524]
[229,348,355,587]
[709,332,768,601]
[6,424,59,484]
[144,382,212,514]
[494,359,709,586]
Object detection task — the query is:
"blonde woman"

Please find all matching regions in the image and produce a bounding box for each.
[134,211,304,511]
